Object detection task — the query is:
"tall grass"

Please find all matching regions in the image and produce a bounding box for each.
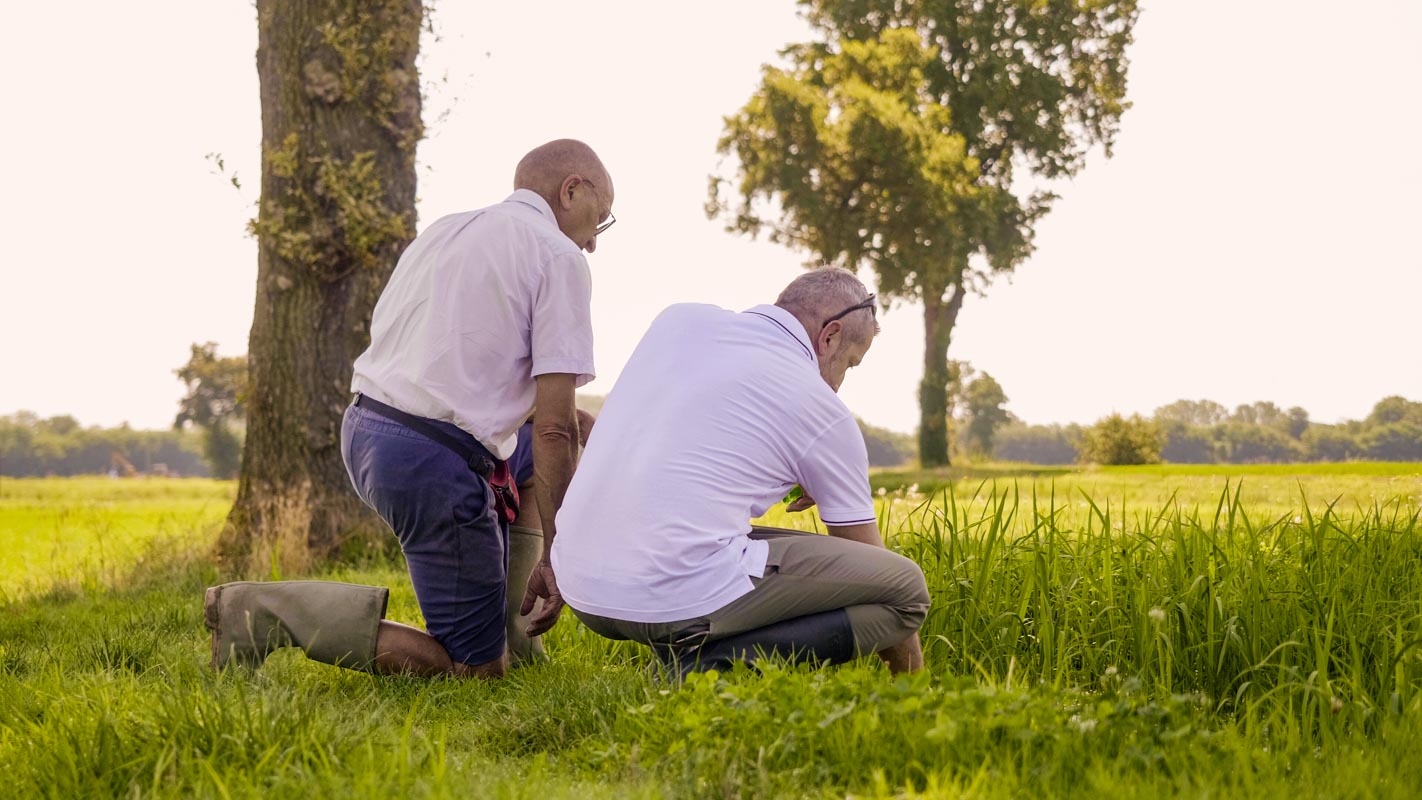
[890,482,1422,735]
[4,475,1422,798]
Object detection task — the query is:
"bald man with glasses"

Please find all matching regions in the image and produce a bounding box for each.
[204,139,613,680]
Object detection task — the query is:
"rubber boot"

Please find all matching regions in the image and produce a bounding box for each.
[204,581,389,671]
[675,608,857,676]
[505,525,548,666]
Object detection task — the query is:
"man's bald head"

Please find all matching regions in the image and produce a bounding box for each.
[514,139,614,253]
[514,139,610,205]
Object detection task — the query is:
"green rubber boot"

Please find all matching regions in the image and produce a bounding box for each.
[204,581,389,671]
[506,525,549,666]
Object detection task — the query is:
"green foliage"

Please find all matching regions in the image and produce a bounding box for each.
[1215,421,1303,463]
[1304,424,1362,462]
[174,342,248,479]
[857,417,915,467]
[1159,418,1216,463]
[1155,399,1230,427]
[992,422,1081,464]
[0,413,208,478]
[1146,396,1422,465]
[249,134,413,282]
[313,2,425,152]
[174,343,246,430]
[1079,413,1164,465]
[711,29,1028,297]
[1363,422,1422,461]
[960,372,1011,458]
[1368,396,1422,427]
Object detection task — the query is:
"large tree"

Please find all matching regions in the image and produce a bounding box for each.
[710,0,1137,466]
[225,0,424,563]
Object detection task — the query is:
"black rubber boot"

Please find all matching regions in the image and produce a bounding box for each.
[675,609,856,676]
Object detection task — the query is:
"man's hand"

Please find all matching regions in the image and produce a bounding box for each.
[786,488,817,512]
[519,560,565,637]
[576,409,596,448]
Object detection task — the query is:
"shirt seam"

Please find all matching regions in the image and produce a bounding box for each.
[745,311,814,362]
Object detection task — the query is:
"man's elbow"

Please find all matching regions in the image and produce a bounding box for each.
[532,416,578,447]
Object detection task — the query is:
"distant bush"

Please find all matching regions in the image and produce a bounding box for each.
[1362,422,1422,461]
[992,424,1079,464]
[858,418,916,467]
[1079,414,1164,465]
[1215,422,1302,463]
[1159,420,1215,463]
[1302,425,1361,462]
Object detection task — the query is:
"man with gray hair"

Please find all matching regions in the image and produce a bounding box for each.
[552,267,928,674]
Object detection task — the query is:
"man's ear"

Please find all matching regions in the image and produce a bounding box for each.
[818,320,842,355]
[557,175,580,211]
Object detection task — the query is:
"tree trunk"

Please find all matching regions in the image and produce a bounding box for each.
[917,281,966,468]
[224,0,424,568]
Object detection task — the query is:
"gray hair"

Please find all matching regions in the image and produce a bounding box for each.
[774,266,878,343]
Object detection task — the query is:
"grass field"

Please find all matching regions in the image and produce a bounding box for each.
[2,468,1422,798]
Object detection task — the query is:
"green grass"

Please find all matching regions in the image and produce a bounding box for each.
[0,478,232,601]
[3,471,1422,798]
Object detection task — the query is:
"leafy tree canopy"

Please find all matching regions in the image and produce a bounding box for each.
[711,0,1138,466]
[174,342,247,431]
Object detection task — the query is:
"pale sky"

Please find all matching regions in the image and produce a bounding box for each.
[2,1,1419,434]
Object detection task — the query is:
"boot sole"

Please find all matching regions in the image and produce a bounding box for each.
[203,586,222,670]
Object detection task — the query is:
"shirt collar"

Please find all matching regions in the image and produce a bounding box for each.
[744,304,819,366]
[505,189,558,227]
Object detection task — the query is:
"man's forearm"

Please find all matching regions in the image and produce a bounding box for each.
[530,423,577,558]
[826,521,885,548]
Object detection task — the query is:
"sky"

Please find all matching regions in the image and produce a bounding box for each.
[2,0,1419,434]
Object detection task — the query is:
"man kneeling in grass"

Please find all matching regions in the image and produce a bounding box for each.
[552,267,929,675]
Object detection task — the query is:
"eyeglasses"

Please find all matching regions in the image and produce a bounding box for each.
[822,293,876,327]
[579,177,617,236]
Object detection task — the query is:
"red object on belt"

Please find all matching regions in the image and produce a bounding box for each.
[486,459,521,524]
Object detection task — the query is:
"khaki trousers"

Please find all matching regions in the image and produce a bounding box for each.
[571,527,930,656]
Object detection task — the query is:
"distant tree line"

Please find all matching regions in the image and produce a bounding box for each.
[991,396,1422,465]
[0,412,209,477]
[7,344,1415,475]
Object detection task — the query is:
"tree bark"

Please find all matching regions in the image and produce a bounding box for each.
[917,281,966,468]
[224,0,423,566]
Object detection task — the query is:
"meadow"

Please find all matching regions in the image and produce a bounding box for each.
[2,467,1421,798]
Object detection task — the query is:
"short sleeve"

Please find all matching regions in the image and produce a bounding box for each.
[796,414,876,526]
[530,252,596,386]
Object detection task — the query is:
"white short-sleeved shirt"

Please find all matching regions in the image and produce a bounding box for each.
[550,303,876,623]
[351,190,595,459]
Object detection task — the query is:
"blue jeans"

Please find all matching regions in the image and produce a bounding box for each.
[341,403,534,665]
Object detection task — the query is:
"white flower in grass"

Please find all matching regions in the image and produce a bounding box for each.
[876,486,888,497]
[1148,607,1166,624]
[907,483,920,495]
[1292,516,1303,524]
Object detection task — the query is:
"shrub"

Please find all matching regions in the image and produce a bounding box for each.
[1078,414,1164,465]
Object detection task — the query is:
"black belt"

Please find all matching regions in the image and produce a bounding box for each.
[353,393,498,478]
